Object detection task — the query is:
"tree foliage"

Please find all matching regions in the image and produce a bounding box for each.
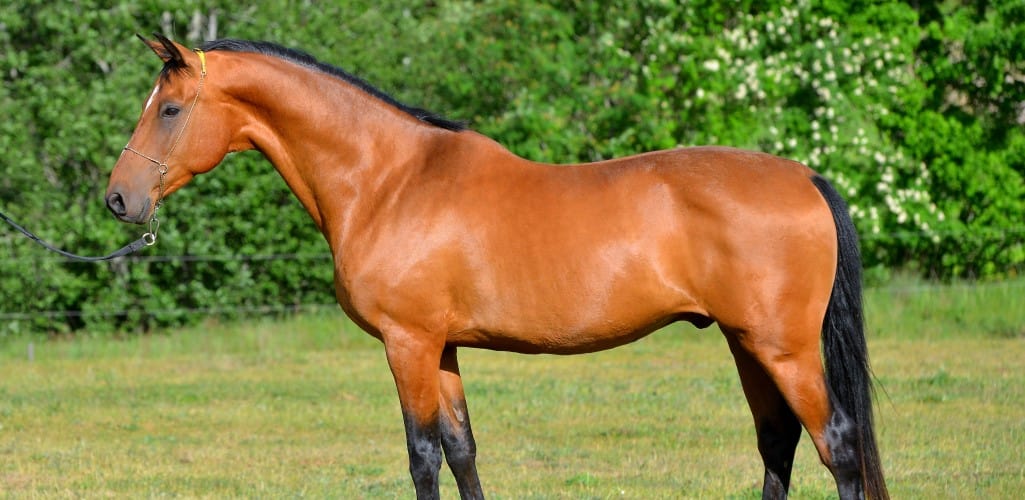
[2,0,1022,335]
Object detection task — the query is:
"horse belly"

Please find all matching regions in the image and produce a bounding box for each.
[452,293,695,355]
[451,242,705,354]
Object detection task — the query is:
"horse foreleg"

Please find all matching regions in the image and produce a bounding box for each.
[724,332,802,500]
[384,329,446,500]
[439,346,484,499]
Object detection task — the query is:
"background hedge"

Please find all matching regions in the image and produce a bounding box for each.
[2,0,1023,335]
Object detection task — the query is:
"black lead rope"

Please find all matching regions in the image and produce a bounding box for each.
[0,209,155,262]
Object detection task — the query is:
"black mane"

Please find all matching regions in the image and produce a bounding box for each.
[198,39,466,132]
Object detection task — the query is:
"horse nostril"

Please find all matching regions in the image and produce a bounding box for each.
[106,192,127,217]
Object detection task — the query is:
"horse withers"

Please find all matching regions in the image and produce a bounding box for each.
[106,35,887,499]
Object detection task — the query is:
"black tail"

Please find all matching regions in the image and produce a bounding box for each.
[811,176,888,499]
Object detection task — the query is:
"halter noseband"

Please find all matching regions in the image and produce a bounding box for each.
[122,48,208,245]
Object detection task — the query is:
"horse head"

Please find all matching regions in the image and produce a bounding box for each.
[105,34,233,224]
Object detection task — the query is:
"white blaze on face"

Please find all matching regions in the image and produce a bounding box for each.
[144,84,161,112]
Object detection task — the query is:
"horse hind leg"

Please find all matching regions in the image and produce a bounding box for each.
[725,324,867,500]
[724,333,802,499]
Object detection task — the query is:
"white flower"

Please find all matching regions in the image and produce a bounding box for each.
[734,83,748,100]
[703,59,720,72]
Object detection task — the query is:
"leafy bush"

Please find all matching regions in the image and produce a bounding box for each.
[1,0,1022,335]
[413,0,1024,279]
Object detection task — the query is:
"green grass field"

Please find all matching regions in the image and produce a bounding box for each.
[1,280,1023,498]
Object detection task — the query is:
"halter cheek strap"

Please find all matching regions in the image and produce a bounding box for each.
[121,48,208,245]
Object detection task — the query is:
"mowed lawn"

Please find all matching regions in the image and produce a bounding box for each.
[0,281,1023,498]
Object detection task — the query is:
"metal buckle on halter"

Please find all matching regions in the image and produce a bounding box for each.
[144,215,160,246]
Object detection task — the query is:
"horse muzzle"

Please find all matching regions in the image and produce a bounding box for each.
[105,190,152,224]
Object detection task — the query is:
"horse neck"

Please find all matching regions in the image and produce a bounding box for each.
[226,54,446,245]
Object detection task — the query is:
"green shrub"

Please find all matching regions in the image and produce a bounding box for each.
[2,1,1022,335]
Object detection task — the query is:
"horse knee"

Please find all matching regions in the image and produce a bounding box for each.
[402,412,444,498]
[409,434,443,478]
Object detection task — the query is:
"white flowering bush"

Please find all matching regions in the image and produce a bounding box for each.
[417,0,1024,278]
[680,2,949,272]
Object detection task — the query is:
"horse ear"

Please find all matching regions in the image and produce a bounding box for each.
[137,33,186,66]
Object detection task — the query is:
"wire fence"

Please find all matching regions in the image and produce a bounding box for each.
[2,225,1022,323]
[1,251,335,265]
[0,303,341,322]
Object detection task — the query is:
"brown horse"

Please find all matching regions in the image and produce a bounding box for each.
[106,35,887,499]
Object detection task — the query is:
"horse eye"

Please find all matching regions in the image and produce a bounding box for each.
[161,106,181,118]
